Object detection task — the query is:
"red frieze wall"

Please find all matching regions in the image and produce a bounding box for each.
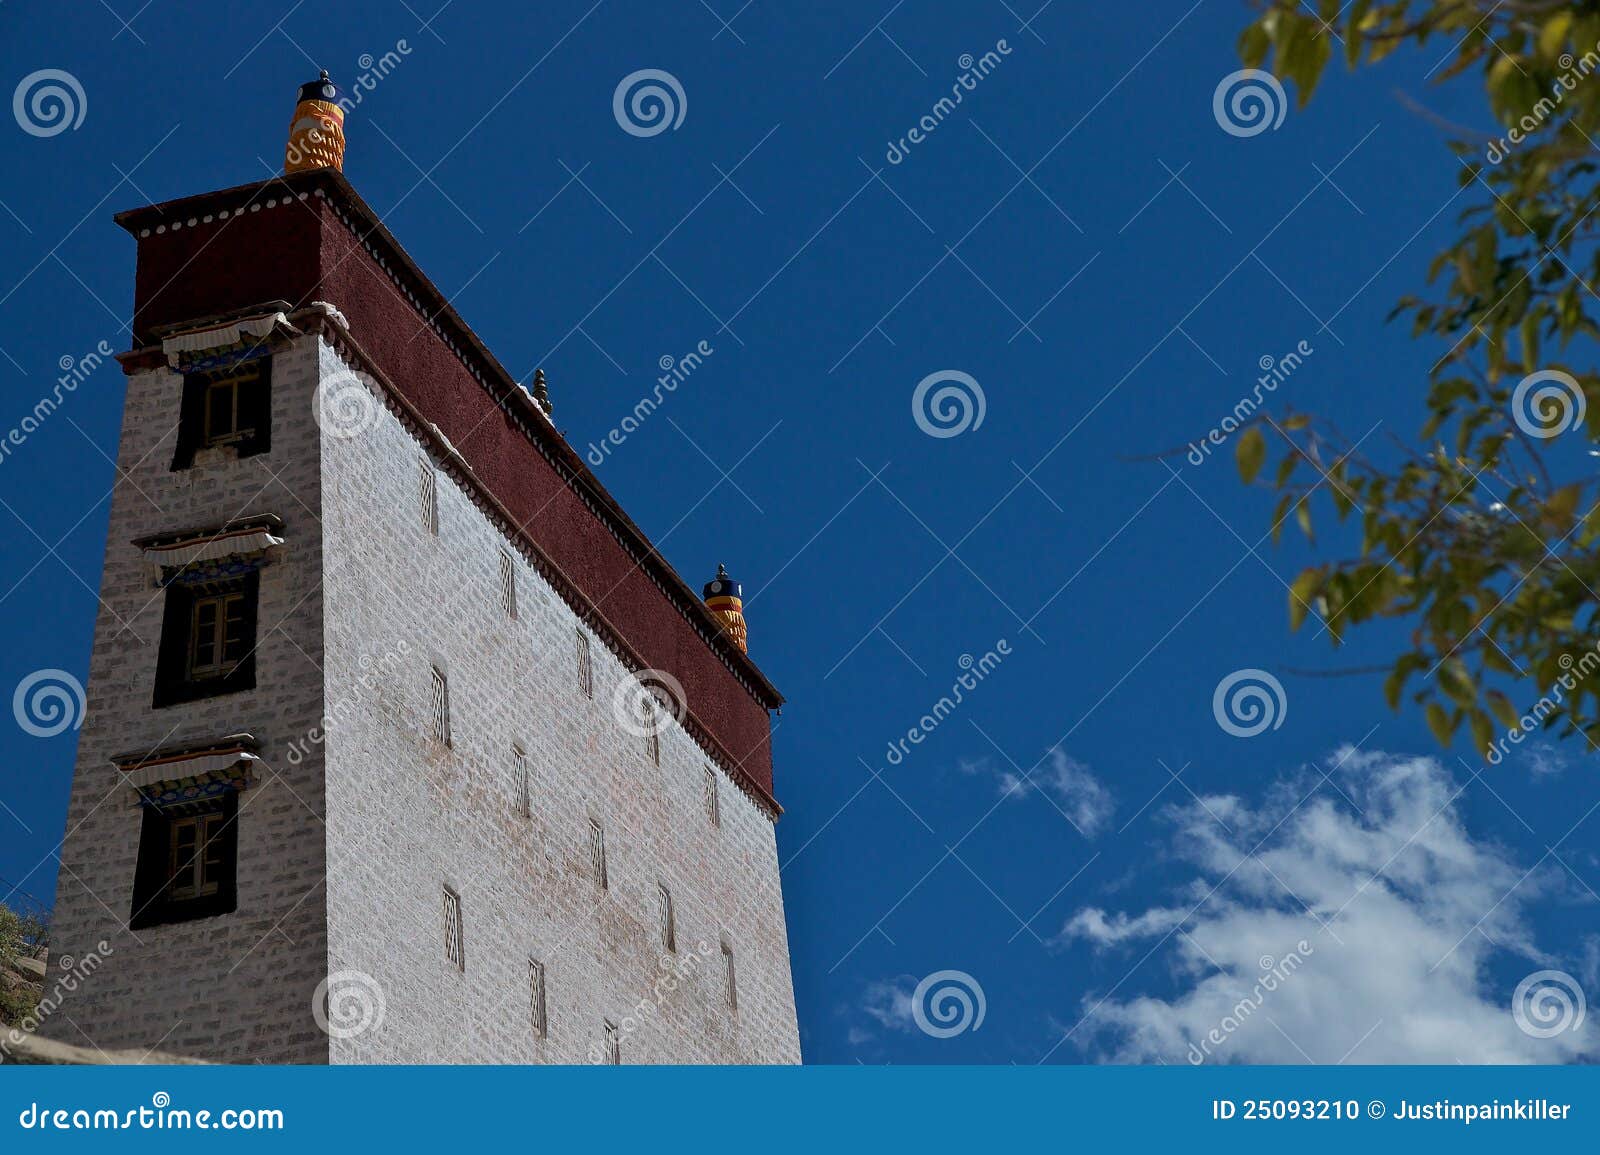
[120,180,778,803]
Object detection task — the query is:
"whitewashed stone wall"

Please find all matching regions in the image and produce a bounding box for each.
[42,335,330,1063]
[318,336,800,1063]
[43,328,800,1064]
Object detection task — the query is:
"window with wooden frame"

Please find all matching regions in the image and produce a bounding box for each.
[643,696,661,768]
[152,571,260,707]
[429,666,451,747]
[721,938,738,1012]
[499,549,518,619]
[657,884,676,953]
[575,629,593,698]
[529,959,548,1040]
[442,886,465,971]
[129,792,239,929]
[588,819,608,891]
[513,744,530,817]
[703,765,721,828]
[172,357,272,470]
[419,461,439,536]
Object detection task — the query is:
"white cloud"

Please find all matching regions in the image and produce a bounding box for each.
[857,976,917,1036]
[1521,742,1570,777]
[1059,747,1597,1064]
[1061,906,1189,946]
[964,747,1115,837]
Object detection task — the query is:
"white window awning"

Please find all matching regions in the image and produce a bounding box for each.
[141,526,284,569]
[161,311,295,366]
[116,747,260,791]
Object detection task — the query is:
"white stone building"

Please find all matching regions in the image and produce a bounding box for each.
[40,76,800,1064]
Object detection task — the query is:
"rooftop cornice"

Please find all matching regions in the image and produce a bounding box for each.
[114,170,783,714]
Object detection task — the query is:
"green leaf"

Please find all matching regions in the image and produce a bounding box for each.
[1288,569,1321,631]
[1236,426,1267,484]
[1467,709,1495,761]
[1437,658,1477,709]
[1486,689,1519,729]
[1426,702,1457,747]
[1239,21,1271,70]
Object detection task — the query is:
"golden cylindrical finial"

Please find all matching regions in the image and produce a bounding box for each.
[703,563,748,654]
[285,70,346,174]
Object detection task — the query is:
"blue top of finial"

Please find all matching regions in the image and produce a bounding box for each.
[704,563,740,600]
[297,70,340,104]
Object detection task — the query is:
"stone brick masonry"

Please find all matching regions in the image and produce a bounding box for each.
[43,322,800,1063]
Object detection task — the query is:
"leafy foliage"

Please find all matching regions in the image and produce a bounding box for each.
[0,903,42,1027]
[1238,1,1600,756]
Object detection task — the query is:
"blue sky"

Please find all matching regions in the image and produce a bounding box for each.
[2,0,1597,1064]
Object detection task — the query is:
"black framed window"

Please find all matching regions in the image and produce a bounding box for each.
[172,357,272,470]
[130,792,239,929]
[153,571,260,707]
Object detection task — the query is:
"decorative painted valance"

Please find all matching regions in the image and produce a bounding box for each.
[111,736,260,807]
[135,517,285,579]
[161,311,297,371]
